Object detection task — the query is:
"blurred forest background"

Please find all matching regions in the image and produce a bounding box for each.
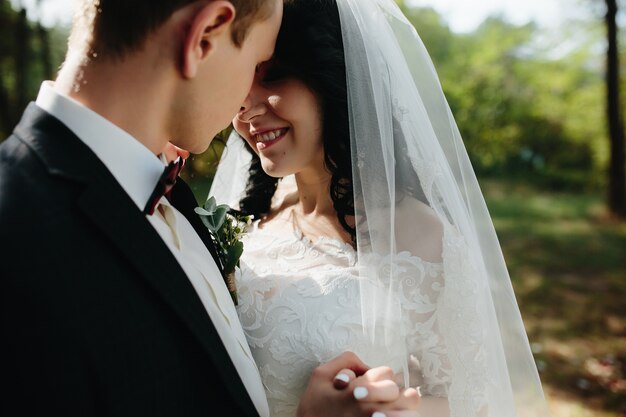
[1,0,625,415]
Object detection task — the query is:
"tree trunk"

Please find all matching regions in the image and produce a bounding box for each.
[606,0,626,217]
[0,79,12,138]
[0,0,13,137]
[38,24,52,80]
[14,8,29,127]
[36,0,52,80]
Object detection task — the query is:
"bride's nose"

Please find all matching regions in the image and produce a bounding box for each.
[237,90,267,123]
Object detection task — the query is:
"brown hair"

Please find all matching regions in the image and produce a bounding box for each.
[71,0,275,58]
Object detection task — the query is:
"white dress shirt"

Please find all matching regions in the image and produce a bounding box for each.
[35,82,269,417]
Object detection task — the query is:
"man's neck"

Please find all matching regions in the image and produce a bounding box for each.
[55,53,173,156]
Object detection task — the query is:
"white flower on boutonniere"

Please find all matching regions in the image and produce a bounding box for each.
[195,197,252,305]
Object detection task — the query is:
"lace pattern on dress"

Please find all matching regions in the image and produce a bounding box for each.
[236,225,457,416]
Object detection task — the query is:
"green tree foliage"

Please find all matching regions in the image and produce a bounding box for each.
[0,1,616,195]
[0,0,67,138]
[402,6,606,189]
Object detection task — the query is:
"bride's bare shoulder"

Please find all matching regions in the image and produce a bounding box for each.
[395,197,444,263]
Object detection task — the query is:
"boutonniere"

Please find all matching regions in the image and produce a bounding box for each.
[195,197,251,305]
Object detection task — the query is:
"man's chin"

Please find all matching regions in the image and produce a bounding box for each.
[172,138,210,156]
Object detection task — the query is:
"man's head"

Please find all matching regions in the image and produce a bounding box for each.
[69,0,277,59]
[64,0,283,154]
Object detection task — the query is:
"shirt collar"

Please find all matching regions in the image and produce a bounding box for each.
[35,81,165,212]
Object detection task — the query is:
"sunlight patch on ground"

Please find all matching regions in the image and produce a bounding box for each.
[546,386,619,417]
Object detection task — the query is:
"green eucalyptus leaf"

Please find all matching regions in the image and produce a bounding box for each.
[199,215,218,233]
[204,196,217,213]
[195,207,212,216]
[212,207,228,230]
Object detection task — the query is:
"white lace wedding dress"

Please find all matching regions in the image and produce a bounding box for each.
[235,221,452,417]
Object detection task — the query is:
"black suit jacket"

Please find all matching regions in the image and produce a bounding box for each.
[0,104,258,417]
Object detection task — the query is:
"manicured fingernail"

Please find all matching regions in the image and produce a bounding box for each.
[335,373,350,383]
[353,386,368,400]
[416,386,422,397]
[372,413,386,417]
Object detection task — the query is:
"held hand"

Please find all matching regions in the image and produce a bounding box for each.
[297,351,368,417]
[335,366,421,417]
[297,352,421,417]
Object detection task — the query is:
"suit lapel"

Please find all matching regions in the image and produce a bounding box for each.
[14,104,259,417]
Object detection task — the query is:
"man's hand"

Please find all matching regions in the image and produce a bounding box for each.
[297,352,421,417]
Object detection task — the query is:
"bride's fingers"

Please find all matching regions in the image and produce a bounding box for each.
[333,368,356,390]
[393,388,421,410]
[362,388,421,417]
[353,379,400,403]
[317,351,369,381]
[362,366,395,382]
[360,388,421,414]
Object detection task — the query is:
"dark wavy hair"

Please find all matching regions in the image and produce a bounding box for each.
[238,0,355,240]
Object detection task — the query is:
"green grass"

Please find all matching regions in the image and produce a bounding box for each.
[482,179,626,416]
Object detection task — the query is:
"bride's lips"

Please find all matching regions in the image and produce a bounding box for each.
[252,127,289,151]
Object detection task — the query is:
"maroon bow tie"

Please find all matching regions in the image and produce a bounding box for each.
[143,156,185,215]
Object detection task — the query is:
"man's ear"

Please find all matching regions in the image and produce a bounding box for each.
[182,0,236,79]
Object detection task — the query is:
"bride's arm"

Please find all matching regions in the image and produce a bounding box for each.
[394,199,454,416]
[395,199,491,417]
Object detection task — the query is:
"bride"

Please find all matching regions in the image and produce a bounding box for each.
[211,0,548,416]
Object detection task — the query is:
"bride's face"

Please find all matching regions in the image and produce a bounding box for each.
[233,62,325,178]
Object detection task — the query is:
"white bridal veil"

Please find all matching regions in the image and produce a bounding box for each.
[211,0,548,415]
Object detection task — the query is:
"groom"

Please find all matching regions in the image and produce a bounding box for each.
[0,1,419,416]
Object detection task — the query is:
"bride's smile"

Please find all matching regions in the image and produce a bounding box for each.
[234,62,325,179]
[251,127,290,150]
